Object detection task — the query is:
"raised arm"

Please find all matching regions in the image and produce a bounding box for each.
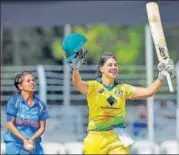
[72,69,88,95]
[61,33,89,95]
[133,58,175,99]
[133,79,163,99]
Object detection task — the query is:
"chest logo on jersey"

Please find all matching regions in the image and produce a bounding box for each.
[98,88,105,94]
[114,89,124,97]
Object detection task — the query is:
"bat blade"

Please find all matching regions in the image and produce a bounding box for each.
[146,2,174,92]
[146,2,170,61]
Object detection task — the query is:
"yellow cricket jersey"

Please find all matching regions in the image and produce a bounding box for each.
[86,79,135,131]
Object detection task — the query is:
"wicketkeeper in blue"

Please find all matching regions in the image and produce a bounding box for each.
[3,71,49,154]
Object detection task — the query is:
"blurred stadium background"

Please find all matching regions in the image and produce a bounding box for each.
[1,0,179,154]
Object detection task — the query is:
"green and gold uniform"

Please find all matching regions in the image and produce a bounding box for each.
[83,79,135,154]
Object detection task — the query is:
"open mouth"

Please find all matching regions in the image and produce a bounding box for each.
[30,85,35,89]
[109,70,117,75]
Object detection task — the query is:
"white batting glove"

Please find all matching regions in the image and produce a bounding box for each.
[157,58,176,81]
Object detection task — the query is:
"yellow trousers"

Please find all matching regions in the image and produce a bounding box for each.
[83,130,131,154]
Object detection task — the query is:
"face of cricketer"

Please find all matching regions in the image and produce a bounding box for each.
[100,57,119,79]
[18,73,36,93]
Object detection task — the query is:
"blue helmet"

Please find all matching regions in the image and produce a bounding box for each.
[61,33,87,62]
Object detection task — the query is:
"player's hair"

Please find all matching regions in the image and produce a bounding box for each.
[96,53,117,78]
[14,71,35,93]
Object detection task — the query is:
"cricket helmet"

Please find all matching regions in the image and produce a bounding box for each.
[61,33,87,62]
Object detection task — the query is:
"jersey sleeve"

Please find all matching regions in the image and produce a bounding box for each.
[39,103,49,121]
[124,84,136,99]
[6,97,17,117]
[87,81,96,96]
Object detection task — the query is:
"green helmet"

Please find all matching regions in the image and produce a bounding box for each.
[61,33,87,62]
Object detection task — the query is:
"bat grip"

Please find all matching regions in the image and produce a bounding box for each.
[162,71,174,93]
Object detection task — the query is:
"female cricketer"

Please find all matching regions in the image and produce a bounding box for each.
[3,71,49,154]
[62,33,175,154]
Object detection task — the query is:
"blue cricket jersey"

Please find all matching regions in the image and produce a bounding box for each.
[4,94,49,144]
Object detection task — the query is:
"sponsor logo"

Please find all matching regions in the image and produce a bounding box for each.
[16,119,39,127]
[98,88,105,94]
[100,106,120,109]
[157,45,168,59]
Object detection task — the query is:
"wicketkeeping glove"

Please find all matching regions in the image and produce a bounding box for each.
[157,58,176,81]
[68,49,88,70]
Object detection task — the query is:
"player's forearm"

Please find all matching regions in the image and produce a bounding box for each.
[72,69,88,95]
[147,79,163,95]
[134,79,163,99]
[72,69,83,89]
[6,122,26,142]
[30,126,45,142]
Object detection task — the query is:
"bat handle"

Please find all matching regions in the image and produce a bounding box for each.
[162,71,174,92]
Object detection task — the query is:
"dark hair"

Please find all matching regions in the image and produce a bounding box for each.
[14,71,35,93]
[96,53,117,78]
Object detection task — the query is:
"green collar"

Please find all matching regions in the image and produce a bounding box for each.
[96,78,120,91]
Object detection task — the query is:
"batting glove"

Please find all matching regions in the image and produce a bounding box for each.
[69,49,88,70]
[157,58,176,81]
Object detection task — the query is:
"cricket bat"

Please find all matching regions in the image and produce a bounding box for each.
[146,2,174,92]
